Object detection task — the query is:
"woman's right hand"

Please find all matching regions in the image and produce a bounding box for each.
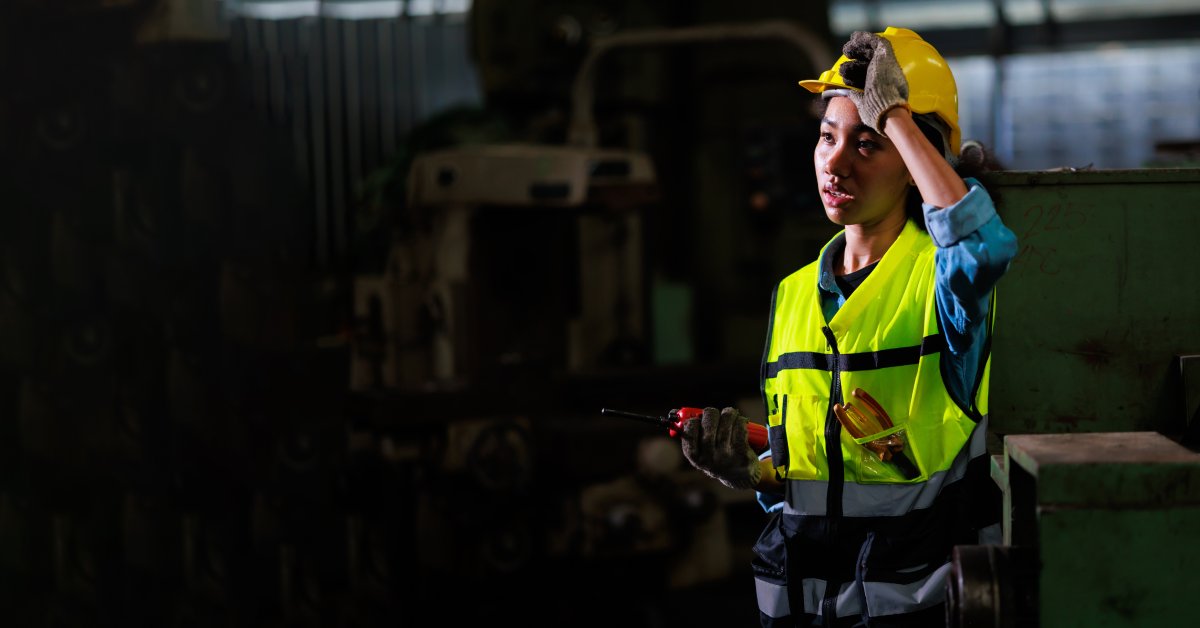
[679,407,762,490]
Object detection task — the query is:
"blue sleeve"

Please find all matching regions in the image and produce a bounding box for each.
[925,178,1018,350]
[924,178,1018,406]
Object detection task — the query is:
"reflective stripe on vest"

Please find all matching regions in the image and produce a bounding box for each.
[761,219,989,484]
[863,561,952,616]
[755,577,862,619]
[783,415,988,517]
[755,563,953,620]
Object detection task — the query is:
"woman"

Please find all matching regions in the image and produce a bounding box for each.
[679,27,1018,627]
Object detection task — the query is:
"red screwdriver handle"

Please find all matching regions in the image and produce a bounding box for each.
[669,406,770,453]
[745,422,769,452]
[667,407,704,438]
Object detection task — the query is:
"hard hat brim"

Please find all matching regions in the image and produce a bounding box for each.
[797,79,862,94]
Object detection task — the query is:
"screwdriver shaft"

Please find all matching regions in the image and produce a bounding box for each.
[600,408,670,426]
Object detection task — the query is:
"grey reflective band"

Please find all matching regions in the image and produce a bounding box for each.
[755,577,789,618]
[783,416,988,517]
[831,580,864,617]
[757,567,949,619]
[764,334,945,378]
[755,577,862,619]
[863,561,952,616]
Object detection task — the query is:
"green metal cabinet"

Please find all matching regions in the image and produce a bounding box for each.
[948,170,1200,628]
[982,169,1200,439]
[989,432,1200,627]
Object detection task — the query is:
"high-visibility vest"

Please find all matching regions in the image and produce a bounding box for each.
[762,218,989,492]
[755,219,995,623]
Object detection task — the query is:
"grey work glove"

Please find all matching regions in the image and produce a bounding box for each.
[679,407,762,491]
[838,31,909,137]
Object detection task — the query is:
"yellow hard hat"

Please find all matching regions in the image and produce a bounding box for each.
[799,26,960,157]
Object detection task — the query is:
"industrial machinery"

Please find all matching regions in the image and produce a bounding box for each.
[351,18,835,391]
[945,169,1200,627]
[345,15,838,625]
[350,142,657,391]
[948,431,1200,628]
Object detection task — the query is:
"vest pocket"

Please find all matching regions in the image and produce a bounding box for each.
[774,394,828,478]
[751,513,793,620]
[849,426,922,483]
[855,526,952,619]
[751,511,787,583]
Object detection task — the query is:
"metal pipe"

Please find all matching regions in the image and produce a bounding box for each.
[566,19,836,148]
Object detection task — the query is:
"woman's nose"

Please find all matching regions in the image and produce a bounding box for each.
[823,143,851,178]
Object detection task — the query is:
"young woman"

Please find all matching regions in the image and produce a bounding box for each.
[680,27,1018,627]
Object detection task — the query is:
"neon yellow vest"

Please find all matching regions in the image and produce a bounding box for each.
[762,219,990,484]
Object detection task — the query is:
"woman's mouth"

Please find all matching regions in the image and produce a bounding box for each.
[823,185,854,208]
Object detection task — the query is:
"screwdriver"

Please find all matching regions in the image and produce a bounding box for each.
[600,407,770,453]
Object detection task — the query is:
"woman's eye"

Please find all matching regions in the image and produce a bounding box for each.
[857,139,878,150]
[819,131,834,143]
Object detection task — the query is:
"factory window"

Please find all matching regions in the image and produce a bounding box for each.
[225,0,473,20]
[832,0,1200,31]
[952,42,1200,170]
[831,0,1200,169]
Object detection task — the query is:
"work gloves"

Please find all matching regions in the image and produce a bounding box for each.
[838,31,909,137]
[680,407,762,491]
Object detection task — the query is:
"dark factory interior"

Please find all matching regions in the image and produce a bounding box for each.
[2,1,1199,626]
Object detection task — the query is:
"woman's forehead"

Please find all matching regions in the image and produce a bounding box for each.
[823,96,861,121]
[821,97,877,136]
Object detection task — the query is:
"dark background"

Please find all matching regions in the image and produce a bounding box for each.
[0,2,833,625]
[3,1,1200,627]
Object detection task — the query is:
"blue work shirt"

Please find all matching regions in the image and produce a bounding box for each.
[757,178,1018,512]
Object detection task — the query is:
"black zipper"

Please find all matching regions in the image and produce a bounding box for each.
[820,325,845,626]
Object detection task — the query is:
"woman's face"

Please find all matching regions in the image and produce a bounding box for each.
[813,96,911,229]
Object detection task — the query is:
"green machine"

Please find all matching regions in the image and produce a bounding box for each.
[947,169,1200,627]
[985,168,1200,439]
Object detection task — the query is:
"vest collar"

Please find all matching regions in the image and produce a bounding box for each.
[826,219,926,334]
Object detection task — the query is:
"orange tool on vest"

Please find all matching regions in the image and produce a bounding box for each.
[833,388,920,479]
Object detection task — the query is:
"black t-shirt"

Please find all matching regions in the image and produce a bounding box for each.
[834,261,878,299]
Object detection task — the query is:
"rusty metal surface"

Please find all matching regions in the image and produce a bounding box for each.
[1005,431,1200,468]
[995,430,1200,627]
[981,168,1200,437]
[1037,505,1200,627]
[1002,432,1200,507]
